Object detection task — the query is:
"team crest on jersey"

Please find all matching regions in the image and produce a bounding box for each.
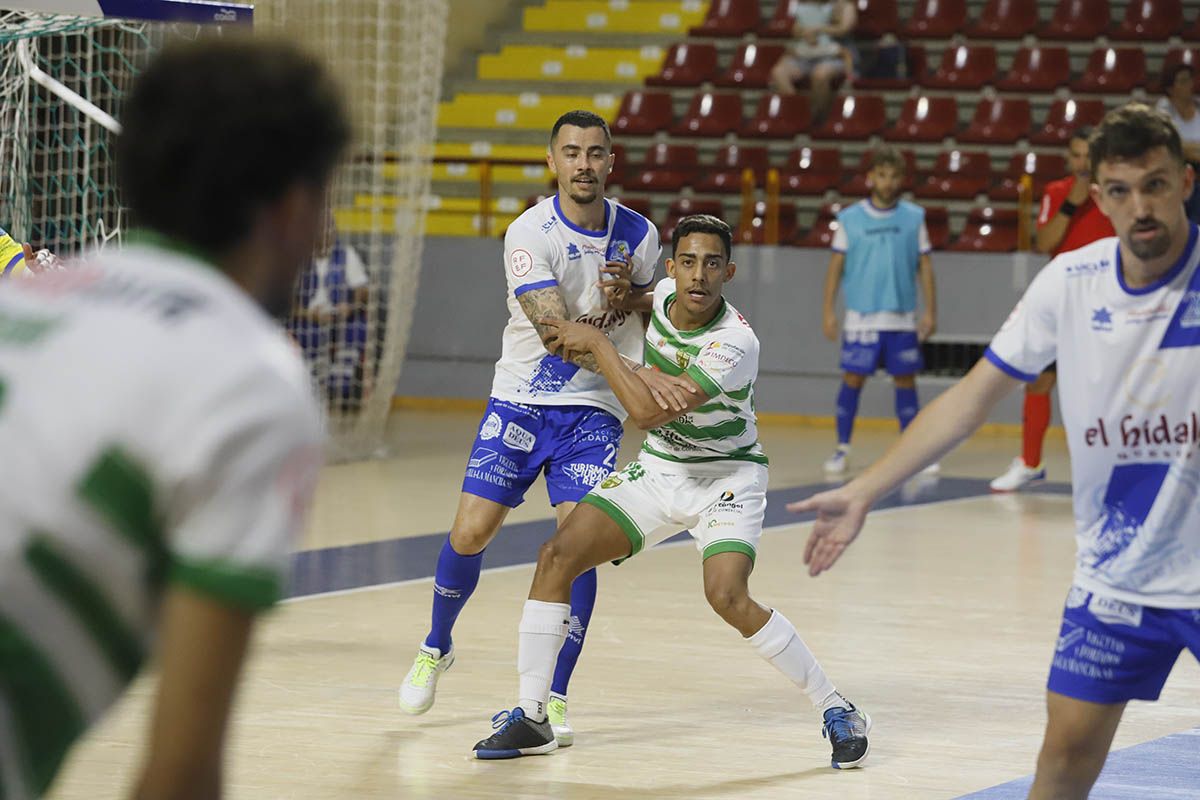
[480,412,502,440]
[675,351,691,369]
[600,474,622,489]
[566,243,581,261]
[1090,307,1113,332]
[608,240,631,263]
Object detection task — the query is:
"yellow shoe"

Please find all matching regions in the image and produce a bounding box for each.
[547,693,573,747]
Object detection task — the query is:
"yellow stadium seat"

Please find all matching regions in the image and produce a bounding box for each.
[478,45,665,82]
[437,92,621,130]
[524,0,708,34]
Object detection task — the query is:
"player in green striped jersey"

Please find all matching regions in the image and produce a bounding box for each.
[471,215,872,769]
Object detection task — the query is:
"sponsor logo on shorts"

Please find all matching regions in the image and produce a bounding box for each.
[1087,594,1143,627]
[564,462,610,488]
[1065,585,1090,608]
[1055,621,1086,653]
[707,519,734,528]
[623,463,646,481]
[898,348,920,363]
[1053,620,1126,680]
[503,422,537,453]
[510,248,534,278]
[466,449,520,488]
[720,491,735,502]
[480,412,502,441]
[468,448,499,469]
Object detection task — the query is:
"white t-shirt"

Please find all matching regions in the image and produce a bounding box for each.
[307,243,367,311]
[494,196,660,420]
[986,229,1200,608]
[832,202,932,332]
[0,242,322,797]
[1156,96,1200,145]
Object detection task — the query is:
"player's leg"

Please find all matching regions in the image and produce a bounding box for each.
[770,54,807,95]
[1028,693,1125,800]
[883,330,938,474]
[992,366,1055,492]
[826,331,876,473]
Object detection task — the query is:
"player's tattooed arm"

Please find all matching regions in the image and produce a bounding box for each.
[517,286,602,372]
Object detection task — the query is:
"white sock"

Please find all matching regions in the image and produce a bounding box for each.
[517,599,570,723]
[746,609,845,711]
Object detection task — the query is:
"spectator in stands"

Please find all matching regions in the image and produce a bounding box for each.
[769,0,858,122]
[1156,63,1200,221]
[990,128,1115,492]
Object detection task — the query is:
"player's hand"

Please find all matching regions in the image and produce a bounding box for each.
[786,487,870,577]
[635,367,698,412]
[1067,174,1091,204]
[598,261,632,309]
[822,311,839,342]
[918,311,936,342]
[541,318,602,362]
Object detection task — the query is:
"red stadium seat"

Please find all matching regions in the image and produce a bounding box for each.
[690,0,761,36]
[1185,11,1200,40]
[1040,0,1110,40]
[1111,0,1183,40]
[661,198,725,243]
[966,0,1039,38]
[715,43,786,89]
[855,44,926,90]
[740,93,812,138]
[741,201,801,244]
[902,0,967,38]
[811,94,888,140]
[948,207,1019,252]
[798,202,846,248]
[671,91,744,138]
[1154,48,1200,91]
[884,96,958,142]
[958,97,1031,144]
[628,143,699,193]
[612,91,674,136]
[1071,48,1146,94]
[610,196,654,220]
[779,147,843,195]
[922,44,997,90]
[923,206,950,250]
[914,150,992,200]
[759,0,798,37]
[994,46,1071,93]
[645,43,719,87]
[1030,98,1107,145]
[838,149,918,195]
[990,152,1068,201]
[855,0,900,36]
[693,145,771,194]
[607,142,629,188]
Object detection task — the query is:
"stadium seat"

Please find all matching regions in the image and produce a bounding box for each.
[923,206,951,250]
[958,97,1031,144]
[855,44,926,90]
[1184,11,1200,40]
[661,198,725,242]
[990,152,1068,201]
[914,150,992,200]
[1111,0,1183,40]
[884,96,958,142]
[741,93,812,138]
[628,143,699,193]
[612,91,674,136]
[741,201,801,245]
[994,46,1071,93]
[1154,48,1200,91]
[645,43,719,87]
[759,0,798,37]
[1040,0,1110,40]
[838,149,918,195]
[779,147,844,195]
[902,0,967,38]
[855,0,900,37]
[693,145,771,194]
[715,43,786,89]
[811,94,888,140]
[1030,98,1107,145]
[966,0,1039,38]
[690,0,761,36]
[798,202,846,248]
[608,142,629,188]
[671,91,744,137]
[948,207,1019,252]
[1071,48,1146,93]
[922,45,997,90]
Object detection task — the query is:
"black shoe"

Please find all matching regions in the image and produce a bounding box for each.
[822,702,872,769]
[473,707,558,760]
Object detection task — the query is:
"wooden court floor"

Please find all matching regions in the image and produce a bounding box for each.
[47,412,1200,799]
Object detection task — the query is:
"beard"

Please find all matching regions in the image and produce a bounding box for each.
[1125,222,1172,261]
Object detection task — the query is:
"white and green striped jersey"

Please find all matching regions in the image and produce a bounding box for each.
[640,279,767,476]
[0,240,322,799]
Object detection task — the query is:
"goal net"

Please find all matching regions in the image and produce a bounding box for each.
[0,0,448,461]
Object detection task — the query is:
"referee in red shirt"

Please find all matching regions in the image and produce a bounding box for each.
[990,128,1115,492]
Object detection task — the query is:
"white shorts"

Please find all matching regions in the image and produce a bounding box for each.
[580,459,767,565]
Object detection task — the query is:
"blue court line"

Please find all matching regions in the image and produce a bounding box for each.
[956,728,1200,799]
[287,476,1072,599]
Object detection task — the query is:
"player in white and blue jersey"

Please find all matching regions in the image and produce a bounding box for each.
[792,104,1200,799]
[820,145,937,474]
[399,111,689,745]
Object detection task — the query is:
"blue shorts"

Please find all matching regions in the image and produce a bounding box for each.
[1047,585,1200,704]
[461,397,623,508]
[839,330,923,376]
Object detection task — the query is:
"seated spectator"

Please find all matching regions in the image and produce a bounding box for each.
[1156,63,1200,221]
[769,0,858,121]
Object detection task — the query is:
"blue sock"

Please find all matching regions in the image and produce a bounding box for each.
[424,536,483,653]
[550,567,597,696]
[895,385,919,431]
[835,381,862,446]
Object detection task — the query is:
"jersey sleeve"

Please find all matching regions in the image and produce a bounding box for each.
[161,358,323,612]
[630,222,661,289]
[831,224,848,253]
[984,262,1062,382]
[1037,183,1066,229]
[918,222,932,255]
[686,328,759,399]
[504,219,558,299]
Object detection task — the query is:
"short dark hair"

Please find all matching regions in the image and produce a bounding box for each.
[1069,126,1093,145]
[1162,63,1194,95]
[550,110,611,146]
[869,145,906,174]
[672,214,733,260]
[1089,103,1185,175]
[116,38,349,259]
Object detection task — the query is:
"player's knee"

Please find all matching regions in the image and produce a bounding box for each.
[1036,734,1108,790]
[892,374,916,389]
[843,372,866,389]
[704,581,751,622]
[449,524,493,555]
[537,535,581,581]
